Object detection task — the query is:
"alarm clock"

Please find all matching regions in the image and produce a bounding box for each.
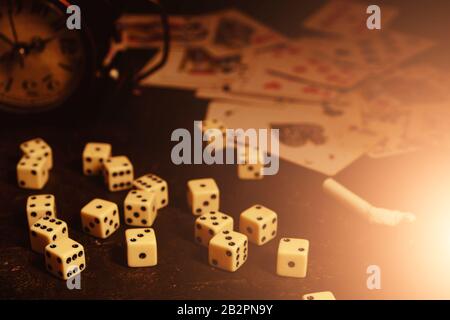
[0,0,169,113]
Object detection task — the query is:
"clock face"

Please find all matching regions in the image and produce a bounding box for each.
[0,0,87,111]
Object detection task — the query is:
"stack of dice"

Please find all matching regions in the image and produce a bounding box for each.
[27,194,86,280]
[17,138,53,190]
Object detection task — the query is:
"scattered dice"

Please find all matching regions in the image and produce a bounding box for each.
[26,194,56,226]
[17,155,49,189]
[187,178,219,216]
[237,146,264,180]
[276,237,309,278]
[81,199,120,239]
[82,142,112,175]
[195,211,233,247]
[103,156,134,191]
[125,228,157,267]
[133,173,169,209]
[45,238,86,280]
[239,205,277,246]
[29,216,68,254]
[124,190,157,227]
[20,137,53,170]
[209,230,248,272]
[303,291,336,300]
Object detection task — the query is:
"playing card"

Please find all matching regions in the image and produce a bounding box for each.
[228,64,339,102]
[139,47,246,90]
[262,38,372,89]
[117,14,219,48]
[267,30,434,89]
[303,0,398,37]
[208,9,288,55]
[206,101,378,176]
[196,88,316,106]
[406,103,450,149]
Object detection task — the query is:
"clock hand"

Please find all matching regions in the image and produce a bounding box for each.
[0,33,14,47]
[7,0,19,44]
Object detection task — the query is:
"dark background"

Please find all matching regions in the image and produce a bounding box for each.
[1,0,450,299]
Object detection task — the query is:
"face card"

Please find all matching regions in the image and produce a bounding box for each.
[303,0,398,37]
[206,101,378,176]
[208,9,288,55]
[139,47,246,89]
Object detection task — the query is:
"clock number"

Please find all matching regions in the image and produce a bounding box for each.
[22,80,38,97]
[42,74,60,92]
[1,77,14,93]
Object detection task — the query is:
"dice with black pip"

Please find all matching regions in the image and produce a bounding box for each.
[82,142,112,176]
[103,156,134,192]
[124,190,157,227]
[133,173,169,209]
[187,178,219,216]
[45,238,86,280]
[81,199,120,238]
[26,194,57,227]
[29,216,68,254]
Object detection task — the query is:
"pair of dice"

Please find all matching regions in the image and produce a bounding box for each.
[27,195,86,280]
[82,143,170,203]
[79,196,163,268]
[82,142,134,192]
[199,120,264,180]
[17,138,53,190]
[79,181,168,241]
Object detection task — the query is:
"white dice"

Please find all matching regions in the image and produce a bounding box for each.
[239,205,277,245]
[17,155,49,189]
[103,156,134,192]
[82,142,112,175]
[45,238,86,280]
[276,237,309,278]
[237,146,264,180]
[133,173,169,209]
[26,194,56,226]
[303,291,336,300]
[187,178,219,216]
[124,190,157,227]
[195,211,233,247]
[29,216,68,254]
[209,230,248,272]
[20,137,53,169]
[125,228,157,267]
[198,119,227,143]
[81,199,120,238]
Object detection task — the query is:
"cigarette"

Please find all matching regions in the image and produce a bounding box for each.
[322,178,416,226]
[322,178,372,219]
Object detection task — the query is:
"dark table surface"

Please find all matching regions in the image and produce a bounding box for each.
[2,0,450,300]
